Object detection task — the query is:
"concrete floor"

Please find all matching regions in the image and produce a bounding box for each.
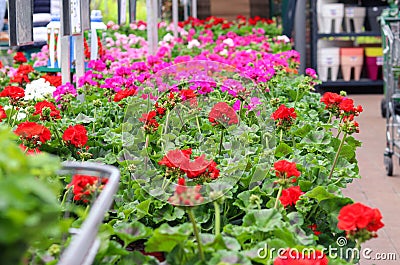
[341,94,400,264]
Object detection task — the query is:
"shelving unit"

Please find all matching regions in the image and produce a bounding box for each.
[310,1,387,90]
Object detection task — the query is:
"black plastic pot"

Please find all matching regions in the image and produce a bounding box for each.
[366,6,387,32]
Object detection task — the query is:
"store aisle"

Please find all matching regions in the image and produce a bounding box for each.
[342,94,400,264]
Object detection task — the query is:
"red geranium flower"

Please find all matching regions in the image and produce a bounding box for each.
[159,148,220,181]
[168,178,204,206]
[309,224,322,236]
[139,110,159,133]
[209,102,238,127]
[279,186,304,207]
[33,100,61,120]
[338,202,384,234]
[62,124,88,148]
[0,86,25,100]
[19,144,41,155]
[271,104,296,120]
[42,74,62,87]
[273,160,301,181]
[320,92,343,111]
[180,89,197,100]
[114,89,137,102]
[15,121,51,147]
[16,64,34,75]
[158,148,192,168]
[274,249,328,265]
[13,52,27,63]
[339,98,363,116]
[67,174,108,203]
[0,105,6,122]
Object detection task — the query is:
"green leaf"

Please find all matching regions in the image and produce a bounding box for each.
[302,131,331,145]
[305,186,337,202]
[298,180,313,192]
[243,209,282,232]
[145,223,192,252]
[136,199,152,219]
[114,221,152,247]
[274,143,293,158]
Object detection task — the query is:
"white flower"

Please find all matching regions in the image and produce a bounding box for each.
[24,78,56,101]
[219,49,228,56]
[16,111,27,121]
[223,38,235,47]
[163,33,174,42]
[138,24,146,31]
[188,39,200,49]
[277,35,290,43]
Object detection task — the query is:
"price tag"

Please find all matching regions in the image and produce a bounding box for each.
[70,0,82,35]
[377,56,384,66]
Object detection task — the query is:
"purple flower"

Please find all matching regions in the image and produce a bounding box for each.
[53,82,77,102]
[233,100,241,111]
[305,68,318,79]
[78,70,98,87]
[88,59,106,72]
[244,97,262,111]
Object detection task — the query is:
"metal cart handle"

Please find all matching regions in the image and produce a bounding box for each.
[382,24,394,55]
[57,161,120,265]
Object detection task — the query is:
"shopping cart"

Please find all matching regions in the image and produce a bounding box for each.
[56,161,120,265]
[382,17,400,176]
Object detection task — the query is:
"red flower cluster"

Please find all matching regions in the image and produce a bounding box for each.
[139,111,159,134]
[33,100,61,120]
[42,74,62,87]
[13,52,27,63]
[273,160,301,182]
[274,249,328,265]
[0,105,7,122]
[20,144,41,155]
[180,89,197,101]
[339,98,363,116]
[338,202,384,240]
[10,64,34,85]
[308,224,322,236]
[271,104,296,129]
[0,85,25,105]
[320,92,343,113]
[209,102,238,127]
[113,88,136,102]
[168,178,204,206]
[67,174,108,203]
[279,186,304,207]
[159,148,220,182]
[62,124,88,148]
[15,121,51,147]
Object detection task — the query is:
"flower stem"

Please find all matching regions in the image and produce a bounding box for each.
[196,115,201,134]
[213,201,221,236]
[349,239,360,263]
[144,134,150,170]
[218,130,224,156]
[8,105,14,126]
[328,132,347,179]
[187,208,205,261]
[279,129,283,142]
[274,186,283,209]
[92,107,96,133]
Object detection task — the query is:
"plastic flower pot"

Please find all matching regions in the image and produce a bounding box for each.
[340,47,364,81]
[317,0,338,33]
[344,6,366,33]
[365,47,383,80]
[320,3,345,33]
[318,47,340,81]
[366,6,386,32]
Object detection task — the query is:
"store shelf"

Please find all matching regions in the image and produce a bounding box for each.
[310,1,387,91]
[318,79,384,87]
[317,31,382,37]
